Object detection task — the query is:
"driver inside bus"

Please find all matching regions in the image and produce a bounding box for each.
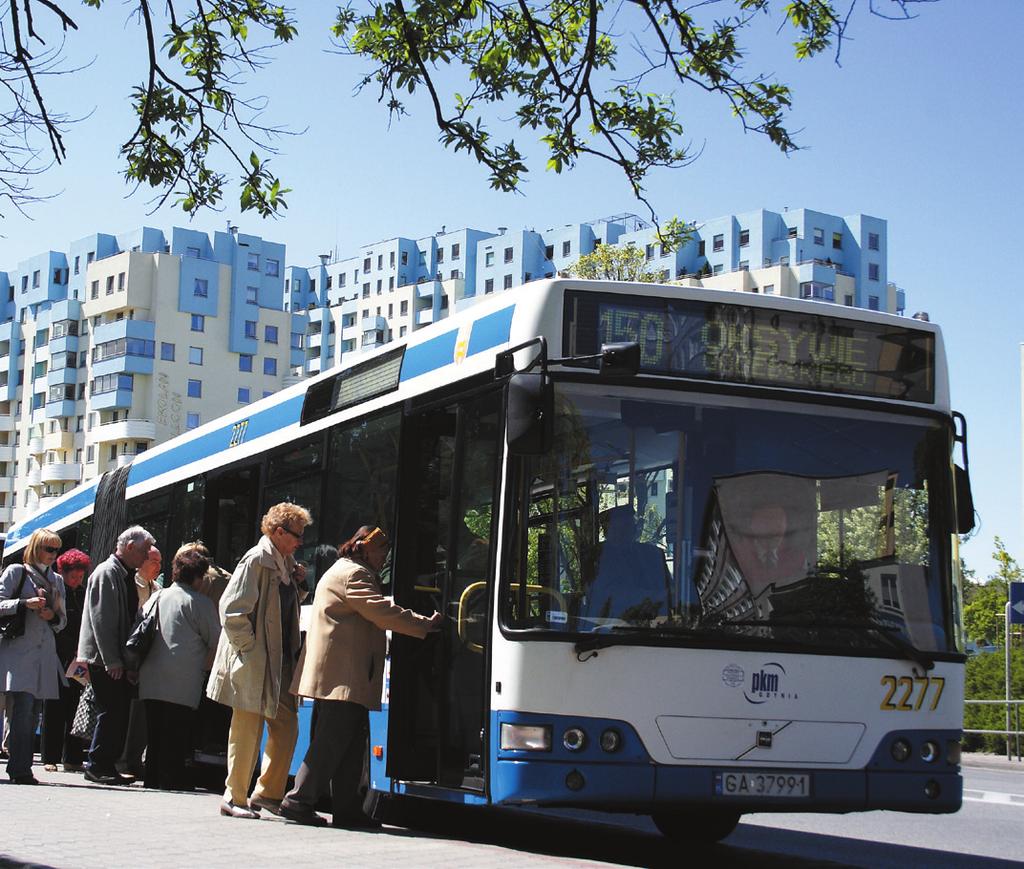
[580,505,671,624]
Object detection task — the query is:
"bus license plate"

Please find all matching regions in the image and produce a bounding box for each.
[714,771,810,799]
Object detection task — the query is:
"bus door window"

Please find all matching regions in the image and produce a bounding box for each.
[204,466,260,571]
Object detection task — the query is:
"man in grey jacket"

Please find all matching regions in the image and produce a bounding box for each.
[77,525,154,785]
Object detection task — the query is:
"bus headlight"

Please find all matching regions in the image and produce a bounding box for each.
[500,723,551,751]
[600,728,622,753]
[890,738,912,762]
[920,740,940,763]
[562,727,587,751]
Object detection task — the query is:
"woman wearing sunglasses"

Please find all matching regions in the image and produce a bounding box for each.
[0,528,68,784]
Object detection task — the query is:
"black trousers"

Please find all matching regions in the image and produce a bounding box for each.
[143,699,195,791]
[87,665,133,773]
[284,699,368,823]
[41,679,85,766]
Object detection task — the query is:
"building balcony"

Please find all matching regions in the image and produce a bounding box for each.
[0,477,13,493]
[0,414,14,431]
[0,505,12,525]
[37,495,60,511]
[415,307,435,327]
[45,399,77,420]
[44,430,74,452]
[307,331,322,349]
[90,388,134,411]
[0,444,17,462]
[25,468,42,488]
[93,418,157,444]
[28,437,44,456]
[40,462,81,484]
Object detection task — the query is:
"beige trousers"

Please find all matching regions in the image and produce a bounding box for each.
[223,693,298,805]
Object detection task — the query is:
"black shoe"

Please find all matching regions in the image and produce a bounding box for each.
[9,774,39,785]
[279,802,327,827]
[84,767,129,785]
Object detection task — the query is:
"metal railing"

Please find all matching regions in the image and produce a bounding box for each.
[964,699,1023,761]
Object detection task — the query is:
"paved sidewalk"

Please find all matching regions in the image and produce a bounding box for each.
[961,752,1024,771]
[0,768,618,869]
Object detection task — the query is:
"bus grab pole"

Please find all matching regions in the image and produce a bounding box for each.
[1007,602,1012,762]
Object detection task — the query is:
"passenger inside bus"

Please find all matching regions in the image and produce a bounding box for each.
[579,505,671,624]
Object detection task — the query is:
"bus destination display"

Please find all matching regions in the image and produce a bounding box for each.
[564,291,935,403]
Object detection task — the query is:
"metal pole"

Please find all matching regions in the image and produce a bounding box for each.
[1007,602,1013,762]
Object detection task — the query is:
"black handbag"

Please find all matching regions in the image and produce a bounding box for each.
[0,567,29,641]
[124,593,161,667]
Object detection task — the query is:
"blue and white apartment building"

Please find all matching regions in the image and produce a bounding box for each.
[0,225,305,532]
[0,207,901,533]
[294,208,903,376]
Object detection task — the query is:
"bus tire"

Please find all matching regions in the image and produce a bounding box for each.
[650,809,740,844]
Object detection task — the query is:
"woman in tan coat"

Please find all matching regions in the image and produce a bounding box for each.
[279,526,441,827]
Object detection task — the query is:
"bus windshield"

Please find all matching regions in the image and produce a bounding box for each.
[503,383,956,656]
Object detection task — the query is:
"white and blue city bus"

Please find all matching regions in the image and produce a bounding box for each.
[3,278,974,842]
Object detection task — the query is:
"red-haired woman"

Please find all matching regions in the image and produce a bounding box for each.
[280,526,442,827]
[41,549,91,772]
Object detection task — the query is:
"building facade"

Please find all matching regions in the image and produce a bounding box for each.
[0,226,304,533]
[291,208,903,378]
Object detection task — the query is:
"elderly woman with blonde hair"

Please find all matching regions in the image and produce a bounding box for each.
[0,528,67,784]
[207,502,312,819]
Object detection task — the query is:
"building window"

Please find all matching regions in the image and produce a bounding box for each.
[450,243,460,261]
[503,274,513,290]
[712,234,724,252]
[362,257,371,272]
[362,283,370,298]
[436,247,444,264]
[388,276,395,290]
[73,256,80,275]
[698,240,705,257]
[86,445,95,463]
[246,285,258,305]
[763,284,775,294]
[739,229,750,247]
[239,354,253,372]
[504,247,513,263]
[244,320,257,339]
[645,244,654,261]
[868,295,880,311]
[832,231,842,250]
[187,412,200,430]
[265,258,279,277]
[787,226,797,239]
[105,275,115,295]
[238,387,250,403]
[844,294,854,306]
[118,272,125,290]
[189,346,203,365]
[484,278,494,294]
[401,251,409,266]
[187,379,202,398]
[191,314,205,332]
[194,277,208,297]
[160,342,175,361]
[562,241,571,257]
[712,264,723,275]
[247,252,260,271]
[32,270,40,288]
[376,280,382,294]
[399,326,407,337]
[868,263,880,281]
[400,300,408,315]
[265,325,278,344]
[813,227,824,245]
[263,357,277,376]
[868,232,880,251]
[186,246,201,258]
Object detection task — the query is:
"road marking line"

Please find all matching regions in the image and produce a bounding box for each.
[963,789,1024,805]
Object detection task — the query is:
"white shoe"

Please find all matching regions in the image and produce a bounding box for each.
[220,800,258,819]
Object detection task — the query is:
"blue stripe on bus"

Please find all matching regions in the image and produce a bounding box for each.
[126,394,305,488]
[467,305,515,356]
[6,480,100,547]
[400,330,459,382]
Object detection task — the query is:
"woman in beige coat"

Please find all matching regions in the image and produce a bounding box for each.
[279,526,441,827]
[207,502,311,819]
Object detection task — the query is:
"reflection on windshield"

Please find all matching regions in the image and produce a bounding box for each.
[504,386,954,655]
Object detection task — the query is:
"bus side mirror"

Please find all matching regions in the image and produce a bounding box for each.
[954,464,975,534]
[506,372,553,455]
[600,342,641,377]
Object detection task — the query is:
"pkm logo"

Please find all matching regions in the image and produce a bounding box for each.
[743,662,794,705]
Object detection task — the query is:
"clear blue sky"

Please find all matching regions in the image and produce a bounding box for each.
[0,1,1019,582]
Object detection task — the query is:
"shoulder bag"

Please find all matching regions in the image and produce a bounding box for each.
[124,591,162,668]
[0,567,30,641]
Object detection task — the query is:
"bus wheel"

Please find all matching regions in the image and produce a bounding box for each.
[651,809,740,844]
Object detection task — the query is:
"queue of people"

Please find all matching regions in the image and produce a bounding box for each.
[0,500,443,831]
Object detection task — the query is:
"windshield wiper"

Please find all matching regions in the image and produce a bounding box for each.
[713,616,935,671]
